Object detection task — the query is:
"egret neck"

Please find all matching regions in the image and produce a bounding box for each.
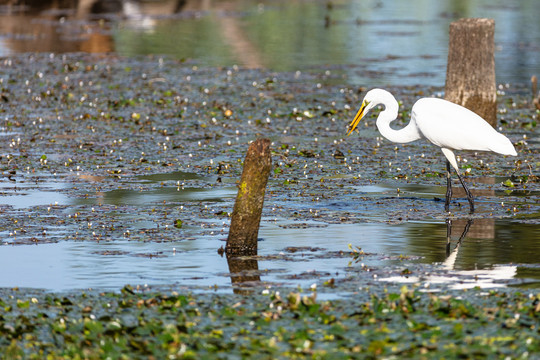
[372,91,422,144]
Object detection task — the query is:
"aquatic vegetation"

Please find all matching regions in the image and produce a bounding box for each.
[0,53,538,358]
[0,286,538,358]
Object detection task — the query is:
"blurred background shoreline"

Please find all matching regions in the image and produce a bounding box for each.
[0,0,539,87]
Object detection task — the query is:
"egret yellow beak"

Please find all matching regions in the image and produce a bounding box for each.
[347,101,368,136]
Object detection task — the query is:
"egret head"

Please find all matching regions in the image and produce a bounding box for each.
[347,96,375,136]
[347,89,393,136]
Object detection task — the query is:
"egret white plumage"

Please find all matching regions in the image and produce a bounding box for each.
[347,88,517,213]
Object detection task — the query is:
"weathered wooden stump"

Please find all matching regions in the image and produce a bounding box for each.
[445,18,497,127]
[532,76,540,110]
[225,138,272,255]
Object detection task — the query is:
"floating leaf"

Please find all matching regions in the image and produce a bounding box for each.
[502,179,515,187]
[174,219,183,228]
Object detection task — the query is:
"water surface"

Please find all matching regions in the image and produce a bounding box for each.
[1,0,539,86]
[1,215,538,291]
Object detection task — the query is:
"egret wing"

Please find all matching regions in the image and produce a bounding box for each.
[412,98,515,155]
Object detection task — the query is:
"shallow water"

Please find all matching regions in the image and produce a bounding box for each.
[74,185,237,206]
[1,163,538,292]
[0,171,237,208]
[0,49,537,295]
[1,216,538,291]
[1,0,539,86]
[0,178,69,209]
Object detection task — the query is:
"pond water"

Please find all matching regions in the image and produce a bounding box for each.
[0,170,538,292]
[0,215,538,292]
[0,2,539,294]
[1,0,539,86]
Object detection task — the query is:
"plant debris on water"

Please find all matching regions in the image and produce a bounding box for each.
[0,54,539,357]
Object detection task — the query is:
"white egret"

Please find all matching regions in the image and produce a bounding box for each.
[347,88,517,213]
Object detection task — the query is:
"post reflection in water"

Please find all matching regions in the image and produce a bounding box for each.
[225,252,261,294]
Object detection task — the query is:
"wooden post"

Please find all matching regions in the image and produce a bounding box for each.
[225,138,272,255]
[532,76,540,110]
[445,18,497,127]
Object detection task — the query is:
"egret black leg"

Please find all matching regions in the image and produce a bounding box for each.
[445,218,452,256]
[445,218,473,256]
[455,171,474,213]
[445,161,452,212]
[458,219,473,242]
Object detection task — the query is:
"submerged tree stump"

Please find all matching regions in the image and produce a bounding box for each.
[225,138,272,255]
[445,18,497,127]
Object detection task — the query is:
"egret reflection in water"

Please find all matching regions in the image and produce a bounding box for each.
[440,218,518,289]
[444,218,473,266]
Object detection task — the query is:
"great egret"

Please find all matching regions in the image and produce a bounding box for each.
[347,88,517,213]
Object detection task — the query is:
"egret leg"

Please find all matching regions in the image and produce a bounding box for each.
[445,218,452,256]
[458,219,473,242]
[445,218,473,256]
[445,161,452,212]
[455,171,475,213]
